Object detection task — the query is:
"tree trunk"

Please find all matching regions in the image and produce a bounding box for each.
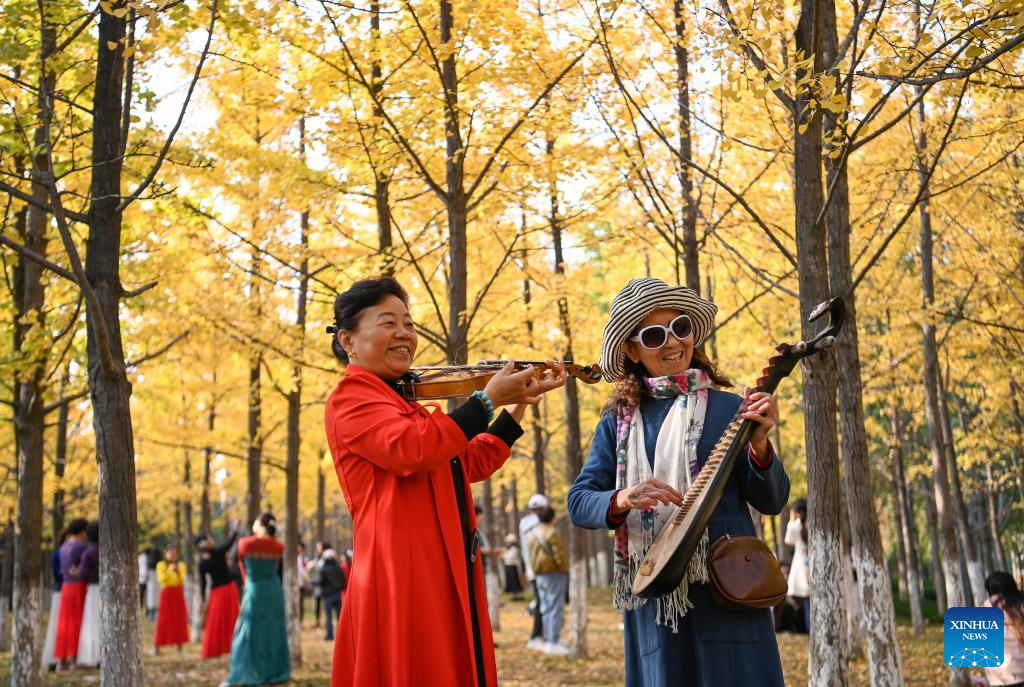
[88,7,145,684]
[891,404,924,635]
[317,463,326,546]
[519,247,546,494]
[985,462,1006,571]
[54,390,69,537]
[547,137,587,656]
[440,0,468,368]
[371,0,393,275]
[673,0,699,292]
[936,373,984,605]
[201,386,215,536]
[183,454,200,642]
[893,488,908,601]
[912,12,967,686]
[10,17,55,687]
[923,485,948,614]
[247,350,262,528]
[823,2,902,673]
[1008,383,1024,506]
[284,206,310,667]
[795,0,846,682]
[0,517,14,653]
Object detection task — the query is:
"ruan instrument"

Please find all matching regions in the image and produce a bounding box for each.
[395,360,603,401]
[631,298,845,599]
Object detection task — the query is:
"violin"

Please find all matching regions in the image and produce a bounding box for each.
[395,360,603,401]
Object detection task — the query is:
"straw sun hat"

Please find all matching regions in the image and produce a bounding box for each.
[599,278,718,382]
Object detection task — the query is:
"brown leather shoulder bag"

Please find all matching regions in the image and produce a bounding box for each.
[707,534,788,611]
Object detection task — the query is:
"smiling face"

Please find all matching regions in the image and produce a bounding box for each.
[624,307,694,378]
[337,294,417,381]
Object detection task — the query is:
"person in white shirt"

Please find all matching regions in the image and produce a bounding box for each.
[982,571,1024,687]
[784,499,809,633]
[519,493,548,649]
[138,551,148,612]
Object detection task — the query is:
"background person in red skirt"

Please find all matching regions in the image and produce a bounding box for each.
[54,518,90,669]
[197,529,240,658]
[153,546,190,653]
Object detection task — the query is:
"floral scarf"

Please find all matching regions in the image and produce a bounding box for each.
[611,369,712,631]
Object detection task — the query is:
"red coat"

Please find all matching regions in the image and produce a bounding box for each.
[325,364,512,687]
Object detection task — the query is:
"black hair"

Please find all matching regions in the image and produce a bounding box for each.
[318,541,331,551]
[67,517,89,536]
[329,277,410,364]
[986,571,1024,642]
[539,506,556,524]
[86,521,99,544]
[194,533,210,549]
[258,512,277,538]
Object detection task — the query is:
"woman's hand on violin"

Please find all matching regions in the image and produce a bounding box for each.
[482,360,567,409]
[740,387,778,457]
[611,478,684,515]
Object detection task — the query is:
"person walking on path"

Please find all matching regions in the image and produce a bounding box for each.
[154,546,190,652]
[145,545,161,621]
[502,534,525,600]
[784,499,810,633]
[197,529,240,659]
[75,522,101,668]
[318,549,346,641]
[41,527,69,671]
[306,541,327,628]
[528,506,570,656]
[221,513,290,687]
[54,518,89,668]
[520,493,549,649]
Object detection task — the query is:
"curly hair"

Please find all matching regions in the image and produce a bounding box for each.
[602,348,733,415]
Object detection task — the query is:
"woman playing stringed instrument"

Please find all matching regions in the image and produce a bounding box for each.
[567,278,790,687]
[323,276,568,687]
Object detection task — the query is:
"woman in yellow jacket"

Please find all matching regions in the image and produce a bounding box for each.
[154,547,189,652]
[528,507,570,656]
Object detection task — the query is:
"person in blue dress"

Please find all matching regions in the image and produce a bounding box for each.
[568,278,790,687]
[221,512,289,687]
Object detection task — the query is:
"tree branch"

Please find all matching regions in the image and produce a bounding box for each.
[849,75,969,293]
[0,233,78,283]
[117,0,217,211]
[0,180,88,223]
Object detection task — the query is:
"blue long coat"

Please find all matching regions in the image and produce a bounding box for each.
[568,389,789,687]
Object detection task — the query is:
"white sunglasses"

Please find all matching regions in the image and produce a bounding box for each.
[629,314,694,349]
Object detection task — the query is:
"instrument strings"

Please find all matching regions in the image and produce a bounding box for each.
[670,415,744,525]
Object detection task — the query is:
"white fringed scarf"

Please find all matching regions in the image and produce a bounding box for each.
[612,370,712,632]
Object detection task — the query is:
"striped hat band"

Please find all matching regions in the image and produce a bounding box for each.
[599,278,717,382]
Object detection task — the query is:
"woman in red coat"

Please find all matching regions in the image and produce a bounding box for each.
[324,277,566,687]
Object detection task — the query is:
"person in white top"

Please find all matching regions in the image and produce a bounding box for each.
[519,493,548,650]
[982,571,1024,687]
[784,499,809,632]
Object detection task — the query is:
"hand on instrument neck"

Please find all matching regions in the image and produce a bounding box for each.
[482,360,567,407]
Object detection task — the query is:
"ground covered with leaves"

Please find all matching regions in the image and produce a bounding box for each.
[0,588,981,685]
